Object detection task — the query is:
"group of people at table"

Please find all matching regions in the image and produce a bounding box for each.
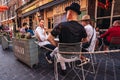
[33,3,120,76]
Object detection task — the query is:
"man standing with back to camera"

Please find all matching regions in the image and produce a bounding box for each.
[47,2,88,75]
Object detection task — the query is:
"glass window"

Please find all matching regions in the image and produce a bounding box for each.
[97,18,110,29]
[113,0,120,15]
[48,18,53,29]
[78,10,87,20]
[112,17,120,23]
[97,0,112,17]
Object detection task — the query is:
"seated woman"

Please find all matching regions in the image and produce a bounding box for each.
[100,20,120,51]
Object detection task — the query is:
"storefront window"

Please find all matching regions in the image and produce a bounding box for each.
[113,0,120,15]
[112,17,120,23]
[53,13,66,27]
[48,18,53,29]
[79,10,87,20]
[97,0,112,17]
[97,18,110,29]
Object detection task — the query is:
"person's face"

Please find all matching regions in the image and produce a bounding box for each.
[66,10,72,20]
[81,21,86,26]
[39,20,44,28]
[113,21,118,26]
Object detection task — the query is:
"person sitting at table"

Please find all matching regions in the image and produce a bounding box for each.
[100,20,120,51]
[20,23,28,33]
[47,3,88,75]
[35,19,50,46]
[35,19,56,63]
[80,15,97,52]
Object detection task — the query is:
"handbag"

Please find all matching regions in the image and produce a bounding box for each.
[82,28,94,48]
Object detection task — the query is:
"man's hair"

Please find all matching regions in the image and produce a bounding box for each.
[114,20,120,25]
[39,19,44,22]
[23,23,27,26]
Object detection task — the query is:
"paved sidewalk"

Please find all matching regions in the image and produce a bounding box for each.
[0,45,120,80]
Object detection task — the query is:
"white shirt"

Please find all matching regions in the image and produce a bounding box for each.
[20,27,26,33]
[35,26,50,46]
[84,24,97,52]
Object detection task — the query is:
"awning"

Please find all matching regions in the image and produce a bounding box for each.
[0,5,9,12]
[22,0,66,17]
[22,8,39,17]
[0,5,8,9]
[39,0,66,10]
[0,9,4,12]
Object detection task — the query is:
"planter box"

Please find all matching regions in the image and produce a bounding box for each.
[0,35,2,44]
[12,38,39,68]
[1,35,10,50]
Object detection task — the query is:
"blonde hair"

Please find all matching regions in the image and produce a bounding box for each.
[113,20,120,26]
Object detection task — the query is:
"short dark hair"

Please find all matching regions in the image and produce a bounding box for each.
[23,23,27,26]
[39,19,44,22]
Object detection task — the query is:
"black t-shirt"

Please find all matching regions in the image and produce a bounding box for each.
[51,21,87,43]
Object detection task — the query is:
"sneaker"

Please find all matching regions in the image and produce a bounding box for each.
[45,53,53,64]
[77,58,90,66]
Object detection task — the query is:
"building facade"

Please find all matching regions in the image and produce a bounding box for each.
[16,0,88,32]
[95,0,120,31]
[1,0,120,32]
[0,0,24,30]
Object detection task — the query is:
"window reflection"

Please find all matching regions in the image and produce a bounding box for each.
[97,18,110,29]
[113,0,120,15]
[97,0,112,17]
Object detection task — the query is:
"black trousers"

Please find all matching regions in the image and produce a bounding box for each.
[44,44,56,55]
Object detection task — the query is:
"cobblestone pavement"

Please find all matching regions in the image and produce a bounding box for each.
[0,45,120,80]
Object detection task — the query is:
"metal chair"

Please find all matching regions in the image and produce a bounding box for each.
[109,37,120,50]
[54,42,86,80]
[107,37,120,59]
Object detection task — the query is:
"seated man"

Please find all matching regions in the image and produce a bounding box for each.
[47,3,88,75]
[100,20,120,51]
[35,19,50,46]
[35,19,56,63]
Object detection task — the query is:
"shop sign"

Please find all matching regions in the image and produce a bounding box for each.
[53,0,79,15]
[53,5,62,15]
[22,5,36,14]
[80,0,87,9]
[53,0,87,15]
[39,0,53,6]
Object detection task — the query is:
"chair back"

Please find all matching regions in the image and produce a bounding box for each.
[58,42,82,58]
[110,37,120,44]
[109,37,120,49]
[58,42,82,52]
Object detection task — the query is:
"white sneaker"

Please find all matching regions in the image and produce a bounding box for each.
[77,58,90,66]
